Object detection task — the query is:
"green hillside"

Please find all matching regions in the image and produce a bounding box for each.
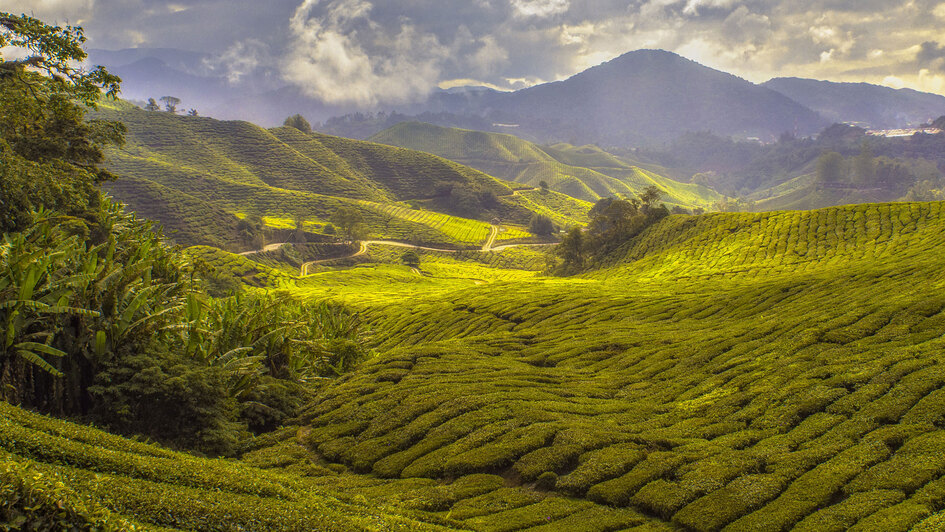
[282,201,945,531]
[96,109,564,250]
[8,199,945,530]
[369,122,722,207]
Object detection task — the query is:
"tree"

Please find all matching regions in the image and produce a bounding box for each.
[292,214,307,243]
[187,108,198,116]
[852,142,875,186]
[638,185,663,210]
[159,95,181,113]
[401,250,420,268]
[556,226,586,273]
[816,151,845,184]
[144,97,160,111]
[538,180,549,194]
[0,13,124,232]
[529,214,555,236]
[331,206,365,243]
[284,114,312,133]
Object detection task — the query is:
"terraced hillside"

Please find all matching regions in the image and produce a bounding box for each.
[288,201,945,531]
[370,122,721,207]
[96,108,558,249]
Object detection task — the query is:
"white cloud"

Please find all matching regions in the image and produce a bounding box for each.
[282,0,449,106]
[206,39,270,84]
[682,0,737,16]
[511,0,569,19]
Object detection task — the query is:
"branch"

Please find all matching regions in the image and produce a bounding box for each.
[0,56,44,71]
[0,16,17,31]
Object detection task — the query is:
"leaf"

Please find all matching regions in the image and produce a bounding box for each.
[94,330,107,357]
[14,342,68,358]
[16,349,64,377]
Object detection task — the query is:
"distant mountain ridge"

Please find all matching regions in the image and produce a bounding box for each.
[478,49,827,144]
[90,46,945,147]
[763,77,945,129]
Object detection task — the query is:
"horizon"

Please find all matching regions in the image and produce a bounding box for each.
[6,1,945,106]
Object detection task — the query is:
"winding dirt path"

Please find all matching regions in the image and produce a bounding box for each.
[482,225,499,252]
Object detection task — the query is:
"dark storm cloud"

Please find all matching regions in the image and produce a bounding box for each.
[917,41,945,72]
[8,0,945,101]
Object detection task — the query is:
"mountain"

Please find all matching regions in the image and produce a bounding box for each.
[481,49,827,145]
[763,77,945,129]
[370,121,721,207]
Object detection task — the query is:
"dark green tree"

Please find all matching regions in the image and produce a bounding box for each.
[331,206,365,243]
[401,250,421,268]
[816,151,845,184]
[284,114,312,133]
[852,142,875,186]
[556,226,586,273]
[0,13,124,232]
[538,180,549,194]
[528,214,555,236]
[144,97,160,111]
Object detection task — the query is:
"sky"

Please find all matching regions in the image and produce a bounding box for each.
[6,0,945,106]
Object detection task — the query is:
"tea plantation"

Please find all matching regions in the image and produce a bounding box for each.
[7,200,945,530]
[291,201,945,531]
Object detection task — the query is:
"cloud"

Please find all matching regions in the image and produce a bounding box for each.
[15,0,945,99]
[282,0,449,106]
[917,41,945,72]
[511,0,570,19]
[204,39,271,84]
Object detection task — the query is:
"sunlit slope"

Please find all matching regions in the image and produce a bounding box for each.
[370,122,721,207]
[298,201,945,531]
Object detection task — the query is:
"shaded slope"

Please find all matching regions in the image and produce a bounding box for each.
[764,77,945,128]
[102,175,246,250]
[297,201,945,531]
[97,108,552,249]
[371,122,721,207]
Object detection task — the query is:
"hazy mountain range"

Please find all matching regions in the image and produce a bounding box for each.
[90,48,945,147]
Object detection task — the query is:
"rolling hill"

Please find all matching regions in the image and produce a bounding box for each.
[370,122,721,207]
[95,106,587,250]
[763,77,945,129]
[291,200,945,531]
[11,200,945,530]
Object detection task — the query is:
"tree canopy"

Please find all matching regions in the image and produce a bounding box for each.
[0,12,125,232]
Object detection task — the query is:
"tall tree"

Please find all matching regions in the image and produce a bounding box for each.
[0,13,124,232]
[159,95,181,113]
[331,207,365,243]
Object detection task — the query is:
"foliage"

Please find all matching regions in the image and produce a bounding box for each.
[0,13,123,233]
[528,214,555,236]
[158,95,180,113]
[331,206,366,244]
[283,114,312,133]
[816,151,845,183]
[401,250,421,268]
